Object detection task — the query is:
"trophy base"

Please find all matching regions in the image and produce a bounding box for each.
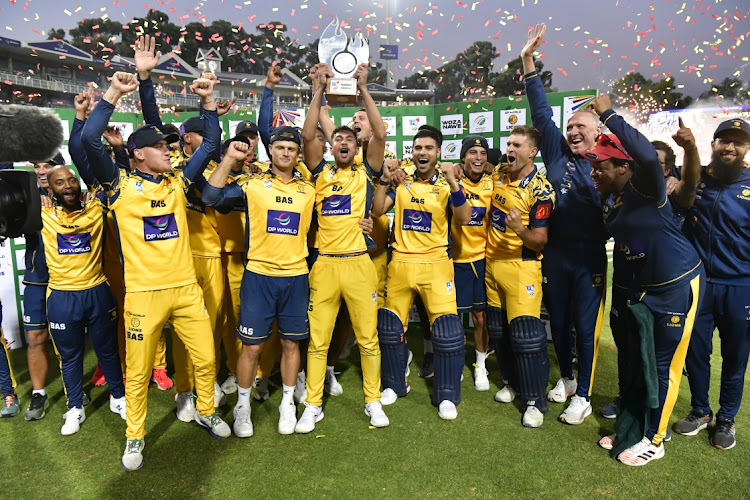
[326,78,359,105]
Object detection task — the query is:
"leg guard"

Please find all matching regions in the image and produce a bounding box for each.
[486,306,517,389]
[510,316,550,413]
[431,314,465,406]
[377,308,408,396]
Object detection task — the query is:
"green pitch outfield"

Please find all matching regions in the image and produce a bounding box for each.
[1,286,748,498]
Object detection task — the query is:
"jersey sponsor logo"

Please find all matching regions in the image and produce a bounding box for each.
[50,322,66,330]
[535,202,552,220]
[618,242,645,261]
[468,206,487,226]
[667,315,683,328]
[490,206,507,232]
[737,188,750,201]
[321,194,352,216]
[402,209,432,233]
[267,210,301,235]
[143,214,180,241]
[57,232,92,254]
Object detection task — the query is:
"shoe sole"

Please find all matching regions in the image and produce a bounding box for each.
[92,380,107,387]
[712,440,737,450]
[122,458,144,471]
[25,411,46,421]
[364,410,389,428]
[234,427,254,438]
[475,381,490,391]
[548,391,575,404]
[674,422,709,436]
[1,412,19,418]
[418,371,434,379]
[560,405,593,426]
[151,378,173,391]
[197,420,230,439]
[618,448,665,466]
[601,412,617,419]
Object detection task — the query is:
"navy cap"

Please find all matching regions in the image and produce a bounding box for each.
[460,135,489,160]
[235,121,259,136]
[48,151,66,166]
[127,125,180,153]
[180,116,204,136]
[713,119,750,141]
[221,135,251,154]
[270,126,301,146]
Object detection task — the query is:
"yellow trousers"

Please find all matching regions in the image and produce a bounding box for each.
[306,255,381,405]
[124,283,215,440]
[219,252,244,375]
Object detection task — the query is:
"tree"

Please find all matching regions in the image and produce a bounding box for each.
[698,77,749,104]
[489,56,553,97]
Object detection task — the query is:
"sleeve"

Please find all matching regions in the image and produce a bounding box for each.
[310,159,327,177]
[363,158,376,179]
[523,71,570,176]
[182,108,220,185]
[600,109,664,200]
[528,180,555,228]
[201,179,246,211]
[258,86,274,157]
[138,76,165,129]
[68,118,98,188]
[114,148,130,171]
[0,163,13,170]
[81,99,119,191]
[386,186,396,202]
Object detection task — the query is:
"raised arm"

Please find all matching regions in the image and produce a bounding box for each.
[521,23,569,171]
[81,72,139,189]
[69,90,97,188]
[670,117,701,209]
[302,66,331,170]
[182,74,219,182]
[309,64,336,145]
[357,64,386,173]
[591,94,664,199]
[134,35,164,129]
[440,162,471,225]
[202,140,248,209]
[372,158,399,217]
[258,65,282,156]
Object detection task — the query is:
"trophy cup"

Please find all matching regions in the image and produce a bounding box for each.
[317,16,370,105]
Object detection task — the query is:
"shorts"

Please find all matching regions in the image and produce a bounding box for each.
[23,283,48,332]
[485,259,543,322]
[236,270,310,344]
[454,259,487,312]
[383,259,458,328]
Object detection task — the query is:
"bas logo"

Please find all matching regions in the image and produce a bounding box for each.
[50,322,66,330]
[127,332,144,341]
[411,196,425,204]
[331,185,343,192]
[467,193,480,201]
[151,200,166,208]
[276,196,293,204]
[237,325,254,336]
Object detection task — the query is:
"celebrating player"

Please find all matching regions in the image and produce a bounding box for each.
[372,125,472,420]
[203,128,315,437]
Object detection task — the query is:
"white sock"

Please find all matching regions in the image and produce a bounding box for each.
[281,384,295,405]
[32,389,46,397]
[237,386,251,407]
[424,340,433,354]
[476,350,487,368]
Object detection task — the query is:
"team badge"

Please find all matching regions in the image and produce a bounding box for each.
[264,180,272,189]
[404,182,410,190]
[526,284,535,297]
[446,281,453,293]
[134,180,143,193]
[372,292,377,303]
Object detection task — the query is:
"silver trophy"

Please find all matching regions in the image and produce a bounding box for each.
[318,16,370,104]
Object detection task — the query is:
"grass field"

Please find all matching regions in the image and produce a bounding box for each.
[1,289,749,499]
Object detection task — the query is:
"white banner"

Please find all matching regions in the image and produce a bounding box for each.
[563,96,596,130]
[442,139,461,160]
[440,114,463,135]
[402,140,413,159]
[469,111,493,134]
[402,116,427,136]
[109,121,134,141]
[500,109,526,131]
[382,116,397,137]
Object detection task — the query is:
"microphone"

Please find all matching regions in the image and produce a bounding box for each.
[0,105,64,163]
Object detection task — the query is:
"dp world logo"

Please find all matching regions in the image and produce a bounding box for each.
[57,232,93,254]
[63,235,84,247]
[274,212,292,226]
[154,216,171,231]
[328,196,342,208]
[409,211,423,224]
[474,115,486,126]
[402,209,431,233]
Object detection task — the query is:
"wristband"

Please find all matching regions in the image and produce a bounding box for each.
[378,177,391,186]
[450,189,467,207]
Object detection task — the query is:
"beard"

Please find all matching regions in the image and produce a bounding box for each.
[52,189,83,212]
[709,151,745,183]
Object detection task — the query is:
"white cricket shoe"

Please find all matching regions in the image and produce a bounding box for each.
[233,404,253,438]
[61,407,85,436]
[252,376,270,402]
[438,400,458,420]
[278,402,298,435]
[494,385,516,403]
[559,395,592,425]
[214,381,226,408]
[547,377,577,403]
[365,401,389,427]
[294,403,322,434]
[220,373,238,395]
[617,437,665,466]
[522,405,544,428]
[175,392,196,422]
[121,439,145,471]
[293,371,307,404]
[324,369,343,396]
[474,366,490,391]
[110,395,126,420]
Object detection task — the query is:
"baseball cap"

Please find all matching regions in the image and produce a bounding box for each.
[270,126,301,146]
[127,125,180,153]
[584,134,633,162]
[179,116,204,136]
[713,119,750,141]
[47,151,66,166]
[235,121,259,136]
[460,135,489,160]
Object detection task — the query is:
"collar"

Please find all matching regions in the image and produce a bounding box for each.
[414,168,440,185]
[133,168,163,183]
[505,166,538,189]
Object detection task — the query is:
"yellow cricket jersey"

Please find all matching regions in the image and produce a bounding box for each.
[388,165,454,262]
[311,159,376,254]
[171,149,221,257]
[207,167,250,254]
[355,147,395,253]
[486,166,555,262]
[107,169,197,293]
[235,168,315,276]
[41,197,108,291]
[452,173,494,263]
